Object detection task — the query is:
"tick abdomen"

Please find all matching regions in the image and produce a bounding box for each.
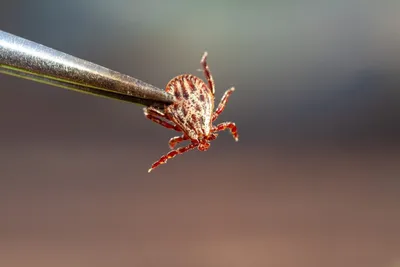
[166,74,214,140]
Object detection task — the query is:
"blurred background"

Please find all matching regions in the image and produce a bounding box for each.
[1,1,399,266]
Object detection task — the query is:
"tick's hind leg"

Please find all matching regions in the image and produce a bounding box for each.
[144,107,181,131]
[212,87,235,122]
[148,143,197,172]
[200,52,215,95]
[169,135,189,149]
[213,122,239,141]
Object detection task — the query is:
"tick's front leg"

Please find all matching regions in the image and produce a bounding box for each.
[148,143,197,172]
[212,87,235,122]
[144,107,181,131]
[213,122,239,141]
[169,135,189,149]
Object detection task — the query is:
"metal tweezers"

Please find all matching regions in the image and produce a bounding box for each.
[0,30,175,109]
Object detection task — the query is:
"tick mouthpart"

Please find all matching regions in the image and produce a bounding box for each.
[198,140,210,151]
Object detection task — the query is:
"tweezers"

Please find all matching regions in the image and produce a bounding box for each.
[0,30,175,109]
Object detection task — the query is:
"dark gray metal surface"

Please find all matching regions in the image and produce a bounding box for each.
[0,30,174,108]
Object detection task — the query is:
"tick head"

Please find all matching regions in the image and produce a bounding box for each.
[198,140,210,151]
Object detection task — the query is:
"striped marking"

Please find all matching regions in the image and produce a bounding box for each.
[186,78,196,92]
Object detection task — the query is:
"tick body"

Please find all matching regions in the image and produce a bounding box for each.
[144,52,238,172]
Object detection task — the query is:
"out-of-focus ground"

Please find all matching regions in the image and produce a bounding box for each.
[1,1,399,267]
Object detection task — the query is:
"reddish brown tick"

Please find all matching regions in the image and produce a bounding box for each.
[144,52,239,172]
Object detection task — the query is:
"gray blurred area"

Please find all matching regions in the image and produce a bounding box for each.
[1,1,400,267]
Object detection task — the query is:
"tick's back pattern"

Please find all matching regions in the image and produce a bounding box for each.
[166,75,214,140]
[144,52,239,172]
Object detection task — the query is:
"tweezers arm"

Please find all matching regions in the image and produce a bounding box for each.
[0,30,174,107]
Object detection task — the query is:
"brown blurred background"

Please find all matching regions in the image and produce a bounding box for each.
[1,1,399,267]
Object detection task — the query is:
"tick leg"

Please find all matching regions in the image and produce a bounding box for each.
[169,135,189,149]
[212,87,235,122]
[200,52,215,95]
[144,107,181,132]
[148,143,197,172]
[213,122,239,141]
[146,106,166,117]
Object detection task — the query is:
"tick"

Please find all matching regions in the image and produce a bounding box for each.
[144,52,239,172]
